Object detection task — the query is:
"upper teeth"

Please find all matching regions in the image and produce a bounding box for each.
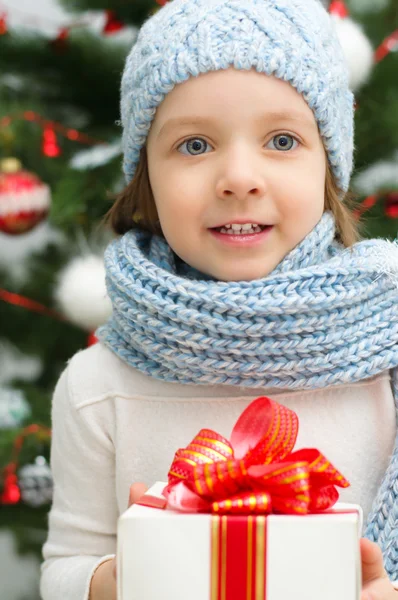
[226,223,259,230]
[219,223,263,235]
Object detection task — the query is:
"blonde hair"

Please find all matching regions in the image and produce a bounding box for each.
[105,146,360,247]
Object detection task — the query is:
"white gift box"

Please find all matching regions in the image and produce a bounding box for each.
[117,482,362,600]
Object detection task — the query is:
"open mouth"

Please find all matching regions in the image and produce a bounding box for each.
[211,224,270,235]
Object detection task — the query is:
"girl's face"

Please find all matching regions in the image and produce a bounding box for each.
[146,68,326,281]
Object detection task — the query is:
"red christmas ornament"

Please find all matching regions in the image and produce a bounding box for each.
[103,10,125,34]
[42,124,61,157]
[385,192,398,219]
[0,158,51,235]
[329,0,349,18]
[1,472,21,505]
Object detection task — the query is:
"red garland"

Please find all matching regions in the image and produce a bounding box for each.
[1,111,105,150]
[42,124,61,157]
[354,192,398,220]
[354,194,379,219]
[375,30,398,63]
[0,288,64,320]
[0,288,97,347]
[0,111,106,159]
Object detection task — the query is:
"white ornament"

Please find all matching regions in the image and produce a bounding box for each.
[18,456,53,508]
[55,254,112,331]
[0,387,31,429]
[331,15,374,92]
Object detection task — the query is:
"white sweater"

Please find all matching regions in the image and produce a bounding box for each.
[40,342,397,600]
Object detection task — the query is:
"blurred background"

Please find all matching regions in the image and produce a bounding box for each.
[0,0,397,598]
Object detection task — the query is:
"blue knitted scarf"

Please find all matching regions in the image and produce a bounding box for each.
[97,211,398,574]
[97,211,398,389]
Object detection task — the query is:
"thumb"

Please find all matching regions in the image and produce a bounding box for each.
[128,482,148,507]
[360,538,387,584]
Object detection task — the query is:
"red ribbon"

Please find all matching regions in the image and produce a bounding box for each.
[163,397,349,515]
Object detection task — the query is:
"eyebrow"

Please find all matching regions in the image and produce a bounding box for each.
[156,110,316,139]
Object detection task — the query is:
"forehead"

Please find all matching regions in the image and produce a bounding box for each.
[150,67,317,135]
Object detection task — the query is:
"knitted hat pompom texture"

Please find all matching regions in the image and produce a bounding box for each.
[121,0,355,194]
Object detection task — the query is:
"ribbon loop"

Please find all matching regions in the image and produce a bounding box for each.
[164,397,349,515]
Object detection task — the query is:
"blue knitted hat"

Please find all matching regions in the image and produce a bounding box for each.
[121,0,355,193]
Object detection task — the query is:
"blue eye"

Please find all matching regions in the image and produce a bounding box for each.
[268,134,298,152]
[178,138,211,156]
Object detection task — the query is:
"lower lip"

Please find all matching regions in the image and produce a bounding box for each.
[209,226,274,246]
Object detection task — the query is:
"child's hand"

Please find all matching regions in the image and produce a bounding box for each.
[361,538,398,599]
[89,482,148,600]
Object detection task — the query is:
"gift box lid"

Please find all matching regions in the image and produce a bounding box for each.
[118,482,362,600]
[120,481,363,528]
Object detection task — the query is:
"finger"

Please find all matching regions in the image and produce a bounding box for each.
[361,575,396,600]
[111,556,117,580]
[360,538,387,585]
[128,482,148,507]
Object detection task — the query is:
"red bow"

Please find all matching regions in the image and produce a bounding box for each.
[163,397,349,515]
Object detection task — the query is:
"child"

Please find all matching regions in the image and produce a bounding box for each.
[40,0,398,599]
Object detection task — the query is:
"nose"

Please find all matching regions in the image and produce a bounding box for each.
[215,146,267,202]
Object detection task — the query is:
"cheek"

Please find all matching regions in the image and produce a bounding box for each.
[153,169,206,225]
[279,162,325,212]
[276,174,325,240]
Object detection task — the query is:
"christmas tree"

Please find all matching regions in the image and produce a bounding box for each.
[0,0,397,598]
[0,1,155,598]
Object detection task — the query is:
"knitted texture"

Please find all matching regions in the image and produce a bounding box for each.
[365,367,398,580]
[96,212,398,389]
[120,0,355,193]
